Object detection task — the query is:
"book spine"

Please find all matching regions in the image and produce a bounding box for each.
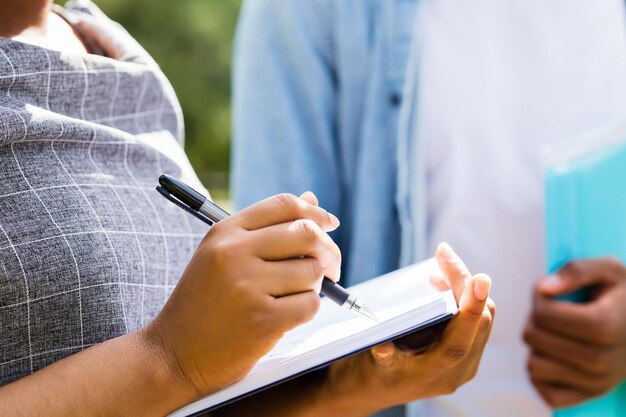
[545,169,578,274]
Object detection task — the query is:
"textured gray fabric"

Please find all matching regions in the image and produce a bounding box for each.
[0,0,208,385]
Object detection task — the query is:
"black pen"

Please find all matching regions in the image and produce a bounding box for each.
[157,174,379,322]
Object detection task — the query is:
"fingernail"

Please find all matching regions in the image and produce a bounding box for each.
[328,212,340,228]
[473,275,491,301]
[372,348,392,360]
[438,242,457,262]
[299,191,318,206]
[538,274,564,294]
[546,274,561,284]
[541,274,562,289]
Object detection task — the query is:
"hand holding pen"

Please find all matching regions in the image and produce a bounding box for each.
[157,175,378,321]
[146,181,349,401]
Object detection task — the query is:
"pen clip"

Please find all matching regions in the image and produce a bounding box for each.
[156,186,215,226]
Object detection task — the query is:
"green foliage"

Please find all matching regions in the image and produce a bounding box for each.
[57,0,242,190]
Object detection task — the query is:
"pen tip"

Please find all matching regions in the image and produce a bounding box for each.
[354,303,380,322]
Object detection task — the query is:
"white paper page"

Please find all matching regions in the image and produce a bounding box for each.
[251,257,444,370]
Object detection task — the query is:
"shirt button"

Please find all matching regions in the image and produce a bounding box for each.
[389,93,402,106]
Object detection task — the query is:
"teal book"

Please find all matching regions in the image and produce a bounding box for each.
[545,125,626,417]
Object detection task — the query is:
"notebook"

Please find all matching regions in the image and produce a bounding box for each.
[545,124,626,417]
[169,258,457,417]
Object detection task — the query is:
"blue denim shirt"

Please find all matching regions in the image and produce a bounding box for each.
[232,1,421,416]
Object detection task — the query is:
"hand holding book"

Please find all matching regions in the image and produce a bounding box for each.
[524,259,626,408]
[168,189,495,417]
[524,125,626,415]
[320,243,494,416]
[207,243,495,417]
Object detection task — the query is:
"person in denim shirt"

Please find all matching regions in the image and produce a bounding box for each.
[232,1,626,417]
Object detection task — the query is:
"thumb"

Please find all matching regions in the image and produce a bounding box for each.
[537,273,571,296]
[370,342,397,369]
[538,259,622,297]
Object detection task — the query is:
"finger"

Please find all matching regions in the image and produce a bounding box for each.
[429,275,450,292]
[250,219,341,281]
[459,301,495,382]
[299,191,319,207]
[233,193,340,232]
[527,354,605,394]
[536,273,570,297]
[523,321,605,375]
[532,292,611,345]
[533,381,592,409]
[436,242,473,303]
[252,258,325,297]
[486,297,496,318]
[272,290,321,331]
[427,274,491,369]
[370,342,399,369]
[538,258,624,297]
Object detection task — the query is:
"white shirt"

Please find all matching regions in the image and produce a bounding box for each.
[413,1,626,416]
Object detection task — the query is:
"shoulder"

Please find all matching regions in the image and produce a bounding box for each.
[62,0,106,18]
[59,0,112,25]
[55,0,154,65]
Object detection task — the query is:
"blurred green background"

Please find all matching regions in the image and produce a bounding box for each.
[58,0,243,200]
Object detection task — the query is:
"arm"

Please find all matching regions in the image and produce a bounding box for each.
[232,0,340,213]
[215,242,495,417]
[524,259,626,408]
[0,331,192,417]
[0,194,342,416]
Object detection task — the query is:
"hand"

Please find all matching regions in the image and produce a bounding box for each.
[318,243,495,416]
[143,192,342,398]
[524,258,626,408]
